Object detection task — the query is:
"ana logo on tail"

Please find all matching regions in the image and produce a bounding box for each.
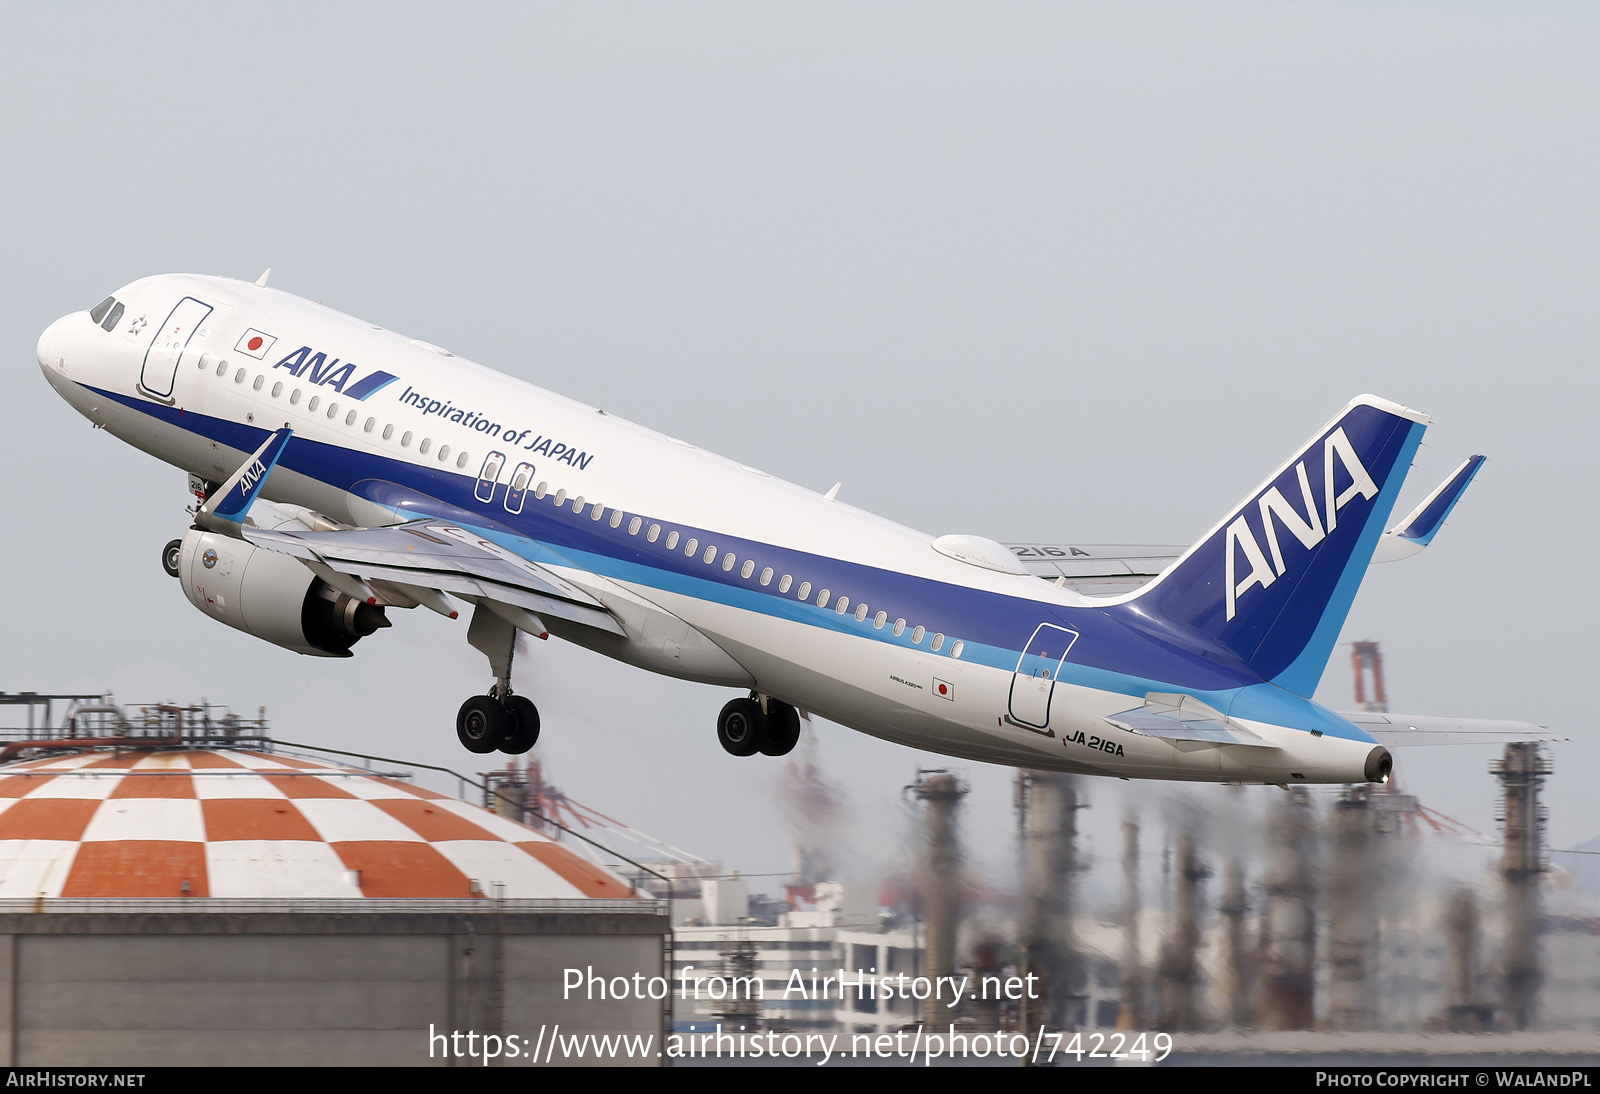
[1224,427,1379,621]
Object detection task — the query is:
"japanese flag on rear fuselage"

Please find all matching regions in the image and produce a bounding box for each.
[234,329,277,360]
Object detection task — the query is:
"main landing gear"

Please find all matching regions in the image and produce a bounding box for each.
[457,603,541,756]
[457,691,540,755]
[716,695,801,758]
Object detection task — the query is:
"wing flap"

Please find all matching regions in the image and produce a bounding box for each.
[246,522,602,603]
[335,562,624,636]
[242,519,626,637]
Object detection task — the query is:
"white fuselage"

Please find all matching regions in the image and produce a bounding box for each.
[38,273,1384,783]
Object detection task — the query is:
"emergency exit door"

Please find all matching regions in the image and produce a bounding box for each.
[1008,622,1080,731]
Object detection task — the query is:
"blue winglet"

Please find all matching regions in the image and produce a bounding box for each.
[1393,454,1485,545]
[197,428,293,531]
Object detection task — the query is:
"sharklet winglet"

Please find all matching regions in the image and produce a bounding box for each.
[195,428,293,535]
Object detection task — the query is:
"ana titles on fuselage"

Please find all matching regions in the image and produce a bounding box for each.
[37,271,1534,782]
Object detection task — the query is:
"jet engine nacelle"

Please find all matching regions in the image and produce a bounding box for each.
[177,528,387,657]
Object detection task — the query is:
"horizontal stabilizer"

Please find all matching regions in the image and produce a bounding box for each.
[1341,711,1563,747]
[1106,693,1275,748]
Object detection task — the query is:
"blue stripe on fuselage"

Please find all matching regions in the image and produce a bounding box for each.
[91,383,1373,741]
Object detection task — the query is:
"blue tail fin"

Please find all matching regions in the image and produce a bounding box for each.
[1135,396,1427,697]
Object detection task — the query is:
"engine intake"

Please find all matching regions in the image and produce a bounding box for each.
[177,528,388,657]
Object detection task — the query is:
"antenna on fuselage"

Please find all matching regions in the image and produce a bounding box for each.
[823,482,841,502]
[255,268,272,288]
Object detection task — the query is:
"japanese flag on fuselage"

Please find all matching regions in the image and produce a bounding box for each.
[234,329,277,360]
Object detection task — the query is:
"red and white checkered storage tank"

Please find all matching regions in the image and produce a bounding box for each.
[0,748,632,900]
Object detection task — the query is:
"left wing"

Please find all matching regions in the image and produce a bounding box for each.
[243,520,625,637]
[198,428,625,639]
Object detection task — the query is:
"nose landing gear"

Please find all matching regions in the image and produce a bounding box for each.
[162,539,182,579]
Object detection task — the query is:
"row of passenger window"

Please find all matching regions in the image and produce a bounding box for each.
[484,446,964,661]
[201,355,472,469]
[201,352,964,662]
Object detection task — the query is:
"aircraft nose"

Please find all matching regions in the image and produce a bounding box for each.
[37,313,73,372]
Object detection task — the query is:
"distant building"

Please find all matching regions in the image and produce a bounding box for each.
[0,697,667,1067]
[671,879,923,1032]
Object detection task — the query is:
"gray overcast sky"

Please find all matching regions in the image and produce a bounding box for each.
[3,2,1597,896]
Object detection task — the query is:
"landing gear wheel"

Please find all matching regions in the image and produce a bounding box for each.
[457,695,507,754]
[501,695,540,754]
[760,700,801,757]
[162,539,183,579]
[717,697,768,757]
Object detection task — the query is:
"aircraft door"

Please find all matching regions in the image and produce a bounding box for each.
[139,296,213,400]
[503,462,534,514]
[1008,622,1080,731]
[475,451,506,504]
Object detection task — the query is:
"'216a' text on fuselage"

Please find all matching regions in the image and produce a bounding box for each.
[39,272,1442,784]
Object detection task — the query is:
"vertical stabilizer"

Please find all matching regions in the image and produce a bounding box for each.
[1134,396,1427,697]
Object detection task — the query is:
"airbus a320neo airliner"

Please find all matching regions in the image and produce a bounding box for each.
[37,272,1551,781]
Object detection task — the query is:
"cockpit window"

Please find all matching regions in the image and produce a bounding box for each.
[101,302,124,331]
[89,297,115,325]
